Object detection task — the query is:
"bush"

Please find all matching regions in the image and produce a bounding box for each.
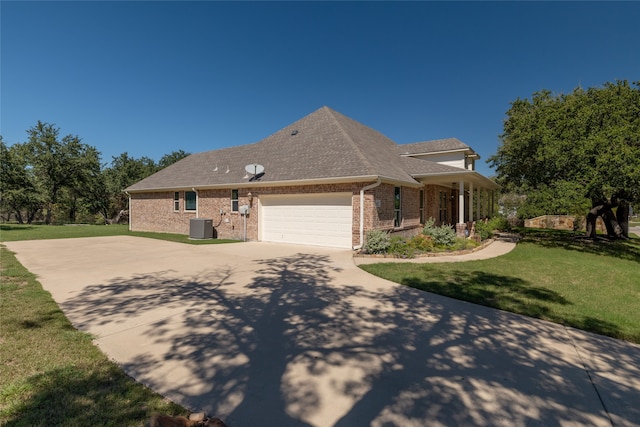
[474,220,493,241]
[363,229,391,254]
[475,216,510,240]
[451,237,479,251]
[389,236,415,258]
[408,234,434,252]
[423,218,457,247]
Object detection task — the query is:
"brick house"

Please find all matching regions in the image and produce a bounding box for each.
[125,106,499,248]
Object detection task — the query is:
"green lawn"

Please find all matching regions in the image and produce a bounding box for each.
[0,224,241,425]
[0,246,187,426]
[2,224,639,425]
[0,223,240,244]
[361,229,640,344]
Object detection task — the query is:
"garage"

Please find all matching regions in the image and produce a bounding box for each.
[259,193,353,248]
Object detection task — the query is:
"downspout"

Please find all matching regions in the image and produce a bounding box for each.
[355,178,382,250]
[124,191,131,231]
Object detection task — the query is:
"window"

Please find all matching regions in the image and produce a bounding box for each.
[419,189,425,224]
[173,192,180,211]
[394,186,402,227]
[439,191,448,223]
[231,189,239,212]
[185,191,197,211]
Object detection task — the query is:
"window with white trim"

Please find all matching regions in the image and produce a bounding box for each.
[173,192,180,211]
[231,189,239,212]
[419,189,425,224]
[394,186,402,227]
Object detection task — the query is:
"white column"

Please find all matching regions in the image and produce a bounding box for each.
[468,181,474,222]
[458,180,465,224]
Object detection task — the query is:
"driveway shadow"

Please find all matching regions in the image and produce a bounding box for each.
[59,252,640,426]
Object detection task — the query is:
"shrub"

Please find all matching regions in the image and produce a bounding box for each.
[451,237,480,251]
[363,229,390,254]
[389,236,415,258]
[474,220,493,241]
[423,218,457,247]
[475,216,510,240]
[408,234,434,252]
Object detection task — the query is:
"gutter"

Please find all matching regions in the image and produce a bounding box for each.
[124,174,421,193]
[355,178,382,250]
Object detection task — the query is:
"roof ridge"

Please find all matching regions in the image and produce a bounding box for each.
[324,107,378,175]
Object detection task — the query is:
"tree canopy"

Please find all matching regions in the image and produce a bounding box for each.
[489,80,640,236]
[0,122,190,224]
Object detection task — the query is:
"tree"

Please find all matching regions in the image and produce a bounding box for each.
[99,150,190,223]
[23,121,102,224]
[489,80,640,238]
[0,138,44,223]
[158,149,190,169]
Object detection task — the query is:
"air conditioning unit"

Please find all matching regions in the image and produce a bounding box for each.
[189,218,213,239]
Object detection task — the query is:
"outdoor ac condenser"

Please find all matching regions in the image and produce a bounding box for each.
[189,218,214,239]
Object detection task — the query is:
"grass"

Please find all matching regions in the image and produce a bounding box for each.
[361,228,640,344]
[0,224,240,425]
[0,223,240,244]
[0,246,187,426]
[2,223,639,424]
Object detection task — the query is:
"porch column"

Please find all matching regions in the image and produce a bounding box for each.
[468,181,474,222]
[456,180,467,237]
[476,188,481,220]
[490,191,495,216]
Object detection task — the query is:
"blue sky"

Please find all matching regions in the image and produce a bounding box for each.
[2,1,638,176]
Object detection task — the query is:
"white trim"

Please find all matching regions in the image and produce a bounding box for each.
[125,174,422,193]
[125,191,131,231]
[458,181,465,225]
[469,181,474,222]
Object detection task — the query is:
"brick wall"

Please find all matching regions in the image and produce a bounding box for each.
[130,181,425,246]
[424,185,454,225]
[130,191,196,234]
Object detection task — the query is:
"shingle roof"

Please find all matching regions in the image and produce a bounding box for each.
[126,106,421,191]
[400,156,471,177]
[397,138,472,155]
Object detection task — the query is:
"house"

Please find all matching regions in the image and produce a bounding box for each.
[125,106,499,248]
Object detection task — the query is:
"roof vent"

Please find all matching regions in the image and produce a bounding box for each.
[291,130,298,136]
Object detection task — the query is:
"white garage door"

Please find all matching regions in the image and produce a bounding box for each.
[260,193,353,248]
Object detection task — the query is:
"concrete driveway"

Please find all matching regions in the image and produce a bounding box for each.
[6,236,640,427]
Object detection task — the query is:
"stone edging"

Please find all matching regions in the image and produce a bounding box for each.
[354,237,496,259]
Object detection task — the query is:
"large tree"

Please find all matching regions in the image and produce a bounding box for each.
[0,138,44,223]
[23,121,103,224]
[99,150,189,223]
[489,80,640,238]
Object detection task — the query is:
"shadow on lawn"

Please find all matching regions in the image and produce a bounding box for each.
[400,269,623,340]
[401,270,570,317]
[517,228,640,263]
[16,252,640,426]
[3,364,184,427]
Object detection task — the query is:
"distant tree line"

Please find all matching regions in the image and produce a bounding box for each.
[0,121,189,225]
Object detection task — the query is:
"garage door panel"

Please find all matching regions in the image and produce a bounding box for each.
[260,193,352,248]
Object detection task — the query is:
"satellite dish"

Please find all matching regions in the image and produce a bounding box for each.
[244,163,265,175]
